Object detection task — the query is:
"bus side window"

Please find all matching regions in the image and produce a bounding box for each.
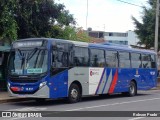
[90,49,105,67]
[151,55,156,68]
[131,53,141,68]
[119,52,130,68]
[141,54,151,68]
[74,47,89,67]
[52,50,66,68]
[105,50,118,68]
[56,51,68,67]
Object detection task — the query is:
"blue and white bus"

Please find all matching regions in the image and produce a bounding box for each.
[7,38,157,103]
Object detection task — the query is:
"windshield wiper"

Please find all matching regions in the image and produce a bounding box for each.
[16,49,25,69]
[26,48,38,61]
[17,49,23,60]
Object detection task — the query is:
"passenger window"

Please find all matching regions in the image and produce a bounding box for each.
[90,49,105,67]
[119,52,130,68]
[105,51,118,68]
[141,54,151,68]
[131,53,142,68]
[74,47,89,66]
[52,44,69,68]
[151,55,156,68]
[52,50,68,68]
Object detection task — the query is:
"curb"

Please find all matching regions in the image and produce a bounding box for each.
[151,87,160,90]
[0,98,32,104]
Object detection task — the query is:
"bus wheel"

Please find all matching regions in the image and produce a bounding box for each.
[128,81,137,97]
[68,83,81,103]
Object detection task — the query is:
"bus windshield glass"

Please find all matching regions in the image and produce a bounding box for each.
[8,48,48,76]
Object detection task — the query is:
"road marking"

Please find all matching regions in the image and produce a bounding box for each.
[128,117,146,120]
[65,97,160,111]
[7,107,47,111]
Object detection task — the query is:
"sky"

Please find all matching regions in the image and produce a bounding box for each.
[55,0,148,32]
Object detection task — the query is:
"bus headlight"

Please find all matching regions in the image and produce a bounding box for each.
[8,83,10,87]
[39,81,47,89]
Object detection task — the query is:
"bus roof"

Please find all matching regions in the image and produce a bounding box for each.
[14,38,156,55]
[89,43,156,55]
[15,38,89,47]
[48,38,89,47]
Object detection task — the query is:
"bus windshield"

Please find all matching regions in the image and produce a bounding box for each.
[8,48,48,76]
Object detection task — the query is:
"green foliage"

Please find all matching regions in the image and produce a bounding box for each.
[0,0,18,44]
[14,0,76,39]
[50,26,91,42]
[0,0,77,44]
[132,0,158,49]
[58,26,78,40]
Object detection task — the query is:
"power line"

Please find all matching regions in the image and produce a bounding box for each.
[116,0,144,8]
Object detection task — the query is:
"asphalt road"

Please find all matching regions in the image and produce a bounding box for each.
[1,90,160,120]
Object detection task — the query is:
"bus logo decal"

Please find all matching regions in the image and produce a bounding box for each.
[150,71,155,75]
[90,71,93,76]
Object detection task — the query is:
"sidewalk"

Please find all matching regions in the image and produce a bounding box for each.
[0,91,28,104]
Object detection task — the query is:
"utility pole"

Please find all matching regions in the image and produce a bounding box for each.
[155,0,159,52]
[86,0,88,30]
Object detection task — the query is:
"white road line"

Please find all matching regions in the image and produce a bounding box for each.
[7,107,47,111]
[65,97,160,111]
[128,117,146,120]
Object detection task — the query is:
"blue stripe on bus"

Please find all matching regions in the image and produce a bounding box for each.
[95,68,105,95]
[102,69,110,94]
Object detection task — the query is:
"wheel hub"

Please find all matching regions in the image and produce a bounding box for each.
[130,85,135,94]
[71,88,78,99]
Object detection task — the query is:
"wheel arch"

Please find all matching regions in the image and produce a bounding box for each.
[70,80,82,95]
[131,79,137,88]
[130,79,137,95]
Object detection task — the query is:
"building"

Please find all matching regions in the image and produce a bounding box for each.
[88,30,139,46]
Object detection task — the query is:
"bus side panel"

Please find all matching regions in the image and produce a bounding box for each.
[88,68,127,95]
[101,68,128,94]
[49,70,68,99]
[113,68,131,93]
[68,67,89,96]
[149,69,157,87]
[101,68,116,94]
[138,68,157,90]
[88,68,106,95]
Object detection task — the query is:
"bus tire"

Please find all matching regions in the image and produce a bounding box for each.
[68,83,81,103]
[127,81,137,97]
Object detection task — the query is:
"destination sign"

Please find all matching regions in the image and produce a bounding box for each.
[13,41,44,48]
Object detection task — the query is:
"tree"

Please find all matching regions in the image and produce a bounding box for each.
[132,0,158,49]
[0,0,18,45]
[0,0,90,44]
[14,0,76,39]
[50,26,92,42]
